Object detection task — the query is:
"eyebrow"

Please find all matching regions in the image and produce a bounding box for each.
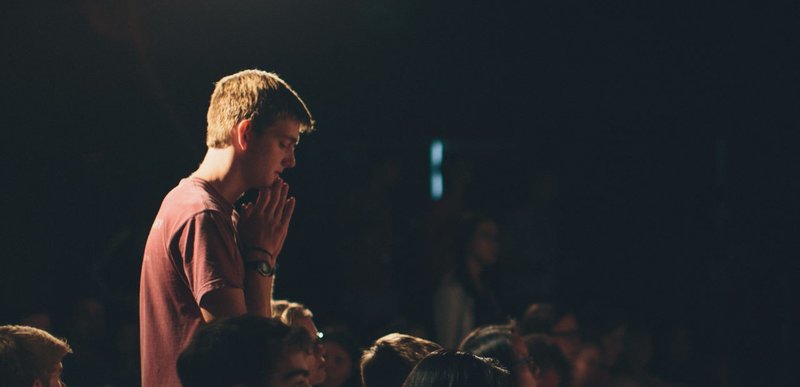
[277,134,300,145]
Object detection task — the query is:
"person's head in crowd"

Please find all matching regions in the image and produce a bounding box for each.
[525,334,571,387]
[572,341,611,387]
[401,350,511,387]
[361,333,442,387]
[579,307,627,370]
[273,300,326,385]
[318,326,360,387]
[176,315,312,387]
[0,325,72,387]
[521,303,581,361]
[458,324,516,371]
[459,323,545,387]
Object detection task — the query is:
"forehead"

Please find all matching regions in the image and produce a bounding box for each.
[296,316,318,337]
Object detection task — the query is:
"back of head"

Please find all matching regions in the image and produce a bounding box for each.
[206,69,314,148]
[458,325,514,371]
[273,300,313,327]
[0,325,72,387]
[361,333,442,387]
[402,350,510,387]
[177,315,310,387]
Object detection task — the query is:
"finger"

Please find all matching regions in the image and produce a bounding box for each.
[273,181,289,218]
[281,196,296,225]
[255,187,271,212]
[264,179,282,214]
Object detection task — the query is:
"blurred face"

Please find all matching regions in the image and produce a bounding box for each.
[321,341,353,387]
[469,220,499,266]
[242,118,300,188]
[536,368,562,387]
[573,345,610,387]
[296,317,326,385]
[270,350,312,387]
[551,314,581,361]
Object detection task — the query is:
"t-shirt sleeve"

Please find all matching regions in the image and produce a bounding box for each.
[179,210,244,305]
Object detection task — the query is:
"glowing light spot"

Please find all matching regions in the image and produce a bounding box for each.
[430,139,444,200]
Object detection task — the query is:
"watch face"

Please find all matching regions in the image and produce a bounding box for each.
[247,260,274,277]
[258,261,273,276]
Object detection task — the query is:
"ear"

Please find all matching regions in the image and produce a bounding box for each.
[233,119,253,151]
[32,379,43,387]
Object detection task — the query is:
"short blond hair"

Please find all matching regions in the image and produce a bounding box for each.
[272,300,313,327]
[206,69,314,148]
[0,325,72,384]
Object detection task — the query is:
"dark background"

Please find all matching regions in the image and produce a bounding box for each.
[1,1,798,385]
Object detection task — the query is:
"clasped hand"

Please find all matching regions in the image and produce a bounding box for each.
[238,177,296,264]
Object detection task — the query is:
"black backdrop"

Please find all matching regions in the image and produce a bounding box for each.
[1,1,797,384]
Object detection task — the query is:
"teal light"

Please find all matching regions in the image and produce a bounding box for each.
[430,139,444,200]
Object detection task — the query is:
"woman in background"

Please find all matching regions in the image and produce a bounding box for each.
[433,213,505,349]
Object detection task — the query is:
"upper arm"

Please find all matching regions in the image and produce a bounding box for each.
[199,287,247,322]
[179,211,246,320]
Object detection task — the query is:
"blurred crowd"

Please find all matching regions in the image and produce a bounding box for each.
[2,201,733,386]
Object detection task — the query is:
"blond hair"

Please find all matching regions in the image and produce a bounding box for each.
[272,300,313,327]
[206,69,314,148]
[0,325,72,384]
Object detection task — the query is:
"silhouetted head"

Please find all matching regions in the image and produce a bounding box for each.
[361,333,442,387]
[402,350,510,387]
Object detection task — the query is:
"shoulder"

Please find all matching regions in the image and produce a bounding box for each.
[155,179,234,233]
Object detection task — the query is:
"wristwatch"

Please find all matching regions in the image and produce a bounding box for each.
[244,260,276,277]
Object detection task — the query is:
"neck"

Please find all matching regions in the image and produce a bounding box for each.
[191,147,245,204]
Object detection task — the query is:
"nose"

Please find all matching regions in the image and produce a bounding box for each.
[284,148,296,168]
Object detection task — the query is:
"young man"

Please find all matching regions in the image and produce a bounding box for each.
[139,69,314,386]
[273,300,327,385]
[0,325,72,387]
[177,315,312,387]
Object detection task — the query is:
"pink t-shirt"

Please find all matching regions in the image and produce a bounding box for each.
[139,178,244,386]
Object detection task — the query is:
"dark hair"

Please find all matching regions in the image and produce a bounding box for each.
[402,350,510,387]
[458,324,515,371]
[177,315,310,387]
[361,333,443,387]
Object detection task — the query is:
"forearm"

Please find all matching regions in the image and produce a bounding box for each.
[242,250,275,318]
[244,271,274,317]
